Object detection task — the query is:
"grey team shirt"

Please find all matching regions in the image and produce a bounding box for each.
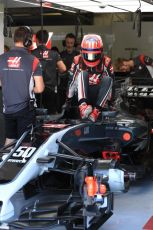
[0,47,42,114]
[32,45,61,89]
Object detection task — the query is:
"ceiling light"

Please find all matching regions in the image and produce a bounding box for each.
[35,0,77,13]
[13,0,40,6]
[43,12,62,15]
[13,13,31,16]
[49,6,76,13]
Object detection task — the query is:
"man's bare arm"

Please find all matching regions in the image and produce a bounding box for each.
[33,76,45,93]
[57,60,66,73]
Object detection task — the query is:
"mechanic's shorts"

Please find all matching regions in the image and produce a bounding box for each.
[4,107,36,139]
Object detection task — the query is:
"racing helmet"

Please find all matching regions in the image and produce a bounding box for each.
[81,34,103,67]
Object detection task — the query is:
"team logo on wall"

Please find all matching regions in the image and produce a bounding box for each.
[7,57,21,68]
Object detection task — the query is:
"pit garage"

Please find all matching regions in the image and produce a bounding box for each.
[0,1,153,229]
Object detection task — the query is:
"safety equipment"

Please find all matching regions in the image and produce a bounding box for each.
[79,102,92,119]
[81,34,103,67]
[88,107,100,122]
[22,26,33,48]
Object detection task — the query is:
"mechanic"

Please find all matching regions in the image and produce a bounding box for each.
[0,26,44,146]
[115,55,153,78]
[61,33,80,70]
[67,34,114,122]
[59,33,80,111]
[32,29,66,114]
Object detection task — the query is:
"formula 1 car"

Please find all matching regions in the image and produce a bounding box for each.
[114,75,153,174]
[116,76,153,118]
[0,107,137,230]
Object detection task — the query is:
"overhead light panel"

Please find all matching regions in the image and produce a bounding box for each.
[43,12,62,15]
[44,0,153,13]
[47,6,76,13]
[36,1,77,13]
[13,0,40,6]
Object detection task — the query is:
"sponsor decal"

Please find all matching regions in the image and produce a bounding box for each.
[7,57,21,68]
[89,74,101,84]
[7,146,36,164]
[84,126,89,135]
[43,51,49,59]
[127,86,153,97]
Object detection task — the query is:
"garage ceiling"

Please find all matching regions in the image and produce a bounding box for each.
[38,0,153,13]
[2,0,153,26]
[3,0,153,13]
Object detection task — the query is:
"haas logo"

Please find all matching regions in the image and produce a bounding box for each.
[8,57,21,68]
[43,51,49,59]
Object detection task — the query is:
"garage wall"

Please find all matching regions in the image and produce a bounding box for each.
[4,18,153,62]
[34,22,153,61]
[4,25,111,53]
[112,21,153,61]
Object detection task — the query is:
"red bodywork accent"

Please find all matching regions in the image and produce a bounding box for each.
[143,216,153,230]
[102,151,120,160]
[85,176,106,197]
[122,132,132,142]
[74,129,81,137]
[151,129,153,134]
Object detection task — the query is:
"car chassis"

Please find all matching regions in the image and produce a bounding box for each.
[0,106,147,230]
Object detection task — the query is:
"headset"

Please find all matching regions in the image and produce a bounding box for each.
[22,26,33,48]
[62,33,77,48]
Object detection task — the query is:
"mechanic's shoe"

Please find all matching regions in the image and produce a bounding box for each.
[79,103,92,119]
[88,108,101,122]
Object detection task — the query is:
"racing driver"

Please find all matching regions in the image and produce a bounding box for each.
[67,34,114,122]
